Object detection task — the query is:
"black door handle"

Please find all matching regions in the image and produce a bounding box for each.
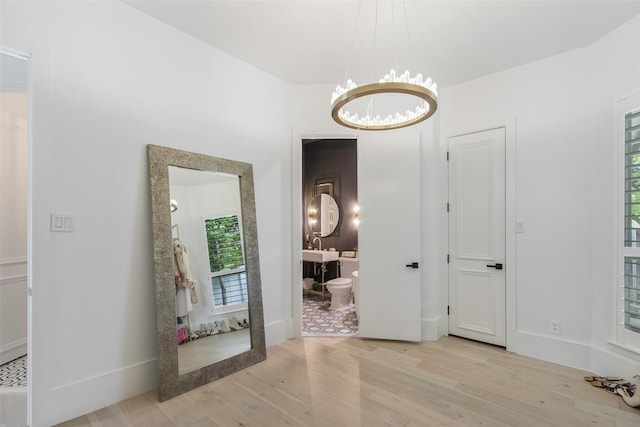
[486,263,503,270]
[405,262,419,269]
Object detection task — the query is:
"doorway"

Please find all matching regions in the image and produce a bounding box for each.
[301,138,359,336]
[0,48,30,427]
[292,130,424,342]
[448,127,507,347]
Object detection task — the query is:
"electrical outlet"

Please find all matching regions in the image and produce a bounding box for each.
[550,320,561,335]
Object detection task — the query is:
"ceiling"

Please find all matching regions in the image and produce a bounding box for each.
[124,0,640,88]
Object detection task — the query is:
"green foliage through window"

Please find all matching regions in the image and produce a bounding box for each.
[205,215,247,307]
[205,215,244,273]
[625,110,640,247]
[625,109,640,334]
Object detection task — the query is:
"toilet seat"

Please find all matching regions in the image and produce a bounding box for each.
[326,277,351,287]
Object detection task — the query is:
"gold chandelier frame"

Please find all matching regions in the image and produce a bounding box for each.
[331,81,438,131]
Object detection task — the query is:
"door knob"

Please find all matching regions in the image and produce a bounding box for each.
[405,262,419,269]
[486,263,503,270]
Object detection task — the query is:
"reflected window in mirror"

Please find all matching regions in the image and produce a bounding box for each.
[204,214,249,310]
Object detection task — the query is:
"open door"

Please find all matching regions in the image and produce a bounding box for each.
[357,131,421,341]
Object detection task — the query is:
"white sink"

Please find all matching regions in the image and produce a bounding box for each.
[302,249,339,263]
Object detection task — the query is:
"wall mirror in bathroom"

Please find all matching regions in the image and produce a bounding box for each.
[148,144,266,402]
[307,184,340,237]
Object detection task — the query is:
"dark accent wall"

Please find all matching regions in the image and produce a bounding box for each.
[302,139,358,280]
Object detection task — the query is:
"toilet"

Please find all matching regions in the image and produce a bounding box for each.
[325,256,358,311]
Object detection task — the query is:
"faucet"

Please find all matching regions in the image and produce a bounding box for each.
[312,236,322,250]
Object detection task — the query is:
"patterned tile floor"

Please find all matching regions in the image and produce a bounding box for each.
[0,355,27,387]
[302,293,358,336]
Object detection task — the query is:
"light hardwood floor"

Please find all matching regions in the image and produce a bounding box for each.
[56,336,640,426]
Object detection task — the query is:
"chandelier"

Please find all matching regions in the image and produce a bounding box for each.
[330,2,438,131]
[330,69,438,130]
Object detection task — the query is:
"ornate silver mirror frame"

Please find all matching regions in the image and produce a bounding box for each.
[148,144,266,401]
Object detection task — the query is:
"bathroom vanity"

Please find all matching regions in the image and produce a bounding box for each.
[302,249,339,301]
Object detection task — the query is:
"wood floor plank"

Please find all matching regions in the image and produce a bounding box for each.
[54,336,640,427]
[114,392,175,427]
[189,386,256,427]
[87,405,133,427]
[211,379,305,426]
[232,370,318,426]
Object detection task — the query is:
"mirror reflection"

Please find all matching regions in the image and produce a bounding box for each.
[308,193,340,237]
[169,166,251,375]
[148,144,265,402]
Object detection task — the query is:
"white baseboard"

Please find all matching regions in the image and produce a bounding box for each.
[512,330,591,371]
[265,318,292,347]
[49,358,157,426]
[0,338,27,365]
[49,318,295,425]
[421,316,442,341]
[591,344,640,379]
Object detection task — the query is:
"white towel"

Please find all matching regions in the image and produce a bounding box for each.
[302,278,315,289]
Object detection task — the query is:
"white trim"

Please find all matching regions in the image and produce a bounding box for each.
[592,343,640,379]
[421,316,441,340]
[265,318,292,347]
[0,386,27,393]
[0,257,27,266]
[514,330,591,371]
[49,358,156,426]
[0,274,27,286]
[607,340,640,361]
[291,128,303,338]
[0,337,27,365]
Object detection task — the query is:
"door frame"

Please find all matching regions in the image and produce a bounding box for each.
[441,118,517,352]
[290,130,358,338]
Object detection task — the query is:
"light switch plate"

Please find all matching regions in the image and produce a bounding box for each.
[50,213,75,232]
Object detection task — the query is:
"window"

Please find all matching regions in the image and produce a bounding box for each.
[618,92,640,350]
[204,215,248,309]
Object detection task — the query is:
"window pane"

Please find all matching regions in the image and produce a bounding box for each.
[205,215,245,273]
[623,257,640,333]
[211,272,248,307]
[625,110,640,247]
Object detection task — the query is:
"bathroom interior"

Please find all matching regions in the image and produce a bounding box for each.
[302,138,359,336]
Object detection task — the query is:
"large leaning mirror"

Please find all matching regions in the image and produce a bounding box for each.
[148,144,266,401]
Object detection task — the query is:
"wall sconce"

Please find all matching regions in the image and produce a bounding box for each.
[353,204,360,226]
[170,199,178,213]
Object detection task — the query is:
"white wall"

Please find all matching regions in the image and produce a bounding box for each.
[440,15,640,376]
[1,2,293,425]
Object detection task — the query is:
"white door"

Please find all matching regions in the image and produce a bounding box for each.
[358,131,421,341]
[448,128,506,346]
